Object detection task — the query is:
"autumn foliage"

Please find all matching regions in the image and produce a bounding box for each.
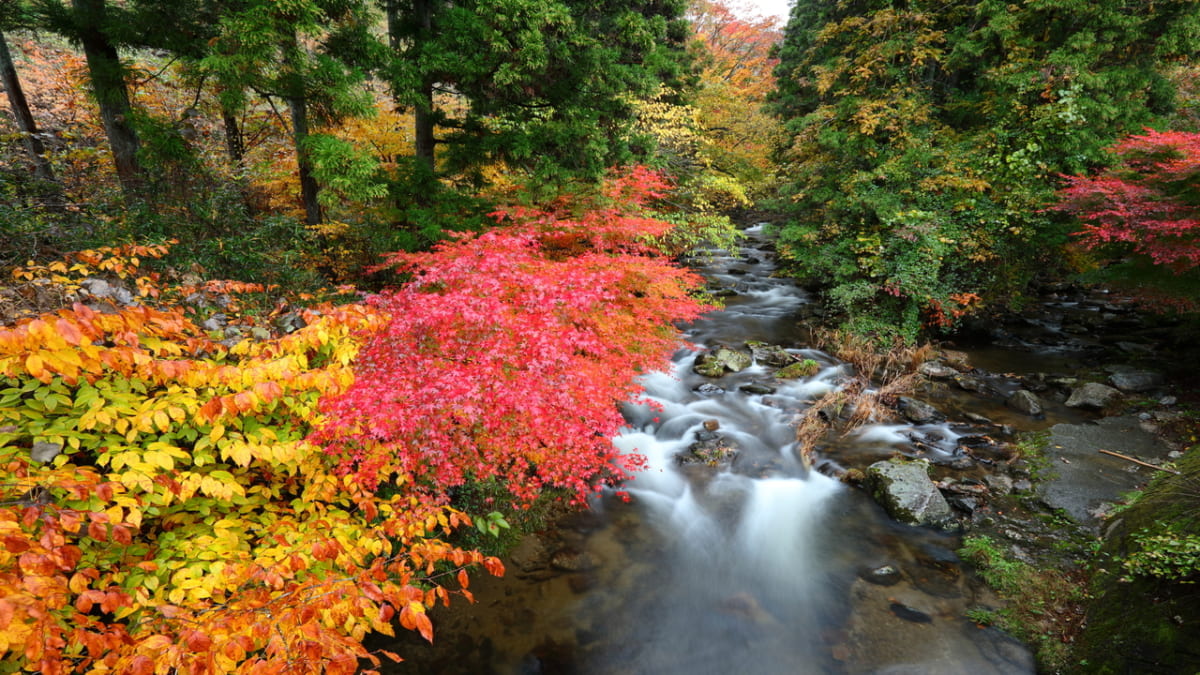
[0,167,704,673]
[315,167,710,504]
[1055,129,1200,271]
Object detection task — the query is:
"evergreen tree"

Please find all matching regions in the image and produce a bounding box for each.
[770,0,1200,340]
[383,0,690,184]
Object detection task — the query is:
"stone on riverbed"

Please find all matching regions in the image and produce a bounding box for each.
[897,396,944,424]
[1065,382,1122,409]
[693,346,752,377]
[1106,369,1163,393]
[1005,389,1044,418]
[918,361,958,380]
[679,432,740,467]
[865,458,955,529]
[745,340,798,367]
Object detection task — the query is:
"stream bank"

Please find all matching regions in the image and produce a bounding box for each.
[377,224,1200,674]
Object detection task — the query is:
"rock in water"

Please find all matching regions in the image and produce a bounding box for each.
[1065,382,1122,409]
[1005,390,1044,418]
[1107,369,1163,393]
[745,341,797,367]
[866,459,954,529]
[897,396,944,424]
[693,346,753,377]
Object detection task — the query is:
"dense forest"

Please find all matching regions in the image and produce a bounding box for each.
[1,0,1199,672]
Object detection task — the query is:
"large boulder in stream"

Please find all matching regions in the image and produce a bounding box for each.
[866,459,955,529]
[693,346,752,377]
[1106,368,1164,393]
[896,396,944,424]
[1065,382,1122,409]
[745,341,797,367]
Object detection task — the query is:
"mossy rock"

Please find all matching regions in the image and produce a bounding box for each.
[777,359,820,379]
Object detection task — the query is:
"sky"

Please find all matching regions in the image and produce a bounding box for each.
[742,0,793,24]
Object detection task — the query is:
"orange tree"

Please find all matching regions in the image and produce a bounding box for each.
[0,166,707,673]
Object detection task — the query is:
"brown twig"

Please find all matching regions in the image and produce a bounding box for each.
[1098,448,1181,475]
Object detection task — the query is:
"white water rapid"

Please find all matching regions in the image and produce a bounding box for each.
[387,224,1035,675]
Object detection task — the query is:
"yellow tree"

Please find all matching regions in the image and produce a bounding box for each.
[686,0,786,199]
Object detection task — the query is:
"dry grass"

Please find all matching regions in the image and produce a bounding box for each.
[794,329,934,467]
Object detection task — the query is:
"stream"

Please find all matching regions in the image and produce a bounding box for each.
[386,225,1037,674]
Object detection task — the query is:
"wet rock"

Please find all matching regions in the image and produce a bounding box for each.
[952,374,988,393]
[693,383,725,395]
[948,496,979,514]
[918,361,958,380]
[842,578,1034,674]
[739,382,777,395]
[745,340,797,367]
[940,349,972,371]
[842,468,866,485]
[983,473,1013,496]
[1065,382,1122,409]
[1116,341,1154,355]
[693,346,752,377]
[549,548,596,573]
[1045,375,1080,391]
[702,419,720,432]
[963,412,992,425]
[1107,369,1164,393]
[897,396,944,424]
[1011,478,1033,494]
[1038,416,1172,527]
[507,535,550,574]
[1005,390,1044,418]
[862,565,902,586]
[890,602,934,623]
[865,458,955,529]
[776,359,820,379]
[679,433,740,467]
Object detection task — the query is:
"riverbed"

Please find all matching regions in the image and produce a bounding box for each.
[383,224,1044,674]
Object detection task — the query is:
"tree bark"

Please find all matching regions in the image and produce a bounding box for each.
[281,25,321,226]
[288,95,322,226]
[412,0,436,172]
[220,102,245,165]
[72,0,142,198]
[0,30,58,187]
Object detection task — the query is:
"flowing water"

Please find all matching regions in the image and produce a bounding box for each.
[387,226,1034,674]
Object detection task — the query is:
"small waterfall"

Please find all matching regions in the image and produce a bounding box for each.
[384,225,1034,675]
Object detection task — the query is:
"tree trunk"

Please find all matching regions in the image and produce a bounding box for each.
[0,30,59,188]
[412,0,436,172]
[220,102,245,165]
[288,96,322,226]
[72,0,142,198]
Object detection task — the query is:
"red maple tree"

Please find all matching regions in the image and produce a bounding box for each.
[1055,129,1200,270]
[313,167,709,505]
